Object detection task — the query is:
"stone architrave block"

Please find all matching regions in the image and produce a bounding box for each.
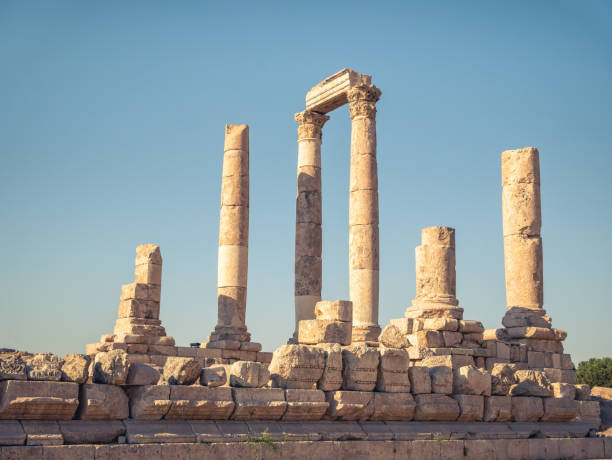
[26,354,62,381]
[423,318,459,331]
[93,350,129,385]
[229,361,270,388]
[453,394,484,421]
[325,390,374,421]
[376,348,410,393]
[166,386,234,420]
[231,388,287,420]
[453,365,491,396]
[283,389,328,420]
[298,319,352,345]
[77,384,129,420]
[551,382,576,399]
[378,325,409,349]
[317,343,343,391]
[408,367,431,394]
[341,343,379,391]
[126,363,160,386]
[430,365,453,394]
[510,369,552,397]
[0,355,27,381]
[511,396,544,422]
[0,380,78,420]
[268,344,326,389]
[314,300,352,322]
[541,397,578,422]
[127,385,171,420]
[414,394,460,421]
[200,365,227,387]
[484,395,512,422]
[422,354,475,369]
[61,354,91,384]
[162,357,200,385]
[370,392,415,421]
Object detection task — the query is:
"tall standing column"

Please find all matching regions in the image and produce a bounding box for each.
[294,110,329,339]
[347,84,382,343]
[208,124,259,350]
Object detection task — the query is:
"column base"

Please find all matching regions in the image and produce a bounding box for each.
[502,306,550,328]
[204,325,261,351]
[351,324,381,344]
[405,303,464,320]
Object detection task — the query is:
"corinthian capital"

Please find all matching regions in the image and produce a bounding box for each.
[348,84,382,119]
[295,110,330,139]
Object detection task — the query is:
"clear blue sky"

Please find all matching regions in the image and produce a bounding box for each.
[1,1,610,364]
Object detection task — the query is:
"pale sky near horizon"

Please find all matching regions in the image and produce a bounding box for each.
[1,1,611,364]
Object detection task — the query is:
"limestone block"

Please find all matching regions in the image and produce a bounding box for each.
[414,394,460,421]
[453,394,484,421]
[221,174,248,207]
[295,222,322,259]
[484,395,512,422]
[218,205,249,246]
[127,385,171,420]
[507,326,555,340]
[325,390,374,421]
[314,300,352,322]
[458,320,484,333]
[92,350,129,385]
[349,224,379,270]
[0,420,25,445]
[453,365,491,396]
[370,392,415,421]
[503,235,543,308]
[77,384,128,420]
[26,353,62,381]
[551,382,576,399]
[348,189,378,225]
[376,348,410,393]
[483,328,510,341]
[135,244,162,265]
[510,370,552,397]
[576,400,600,423]
[283,389,328,421]
[162,357,200,385]
[229,361,270,388]
[268,344,325,389]
[0,380,78,419]
[0,355,27,381]
[342,344,379,391]
[58,420,125,444]
[502,307,551,328]
[126,363,160,386]
[117,299,159,320]
[511,396,544,422]
[491,363,515,396]
[408,367,431,394]
[497,342,511,360]
[430,366,453,394]
[231,388,287,420]
[21,420,63,446]
[541,397,578,422]
[121,283,161,302]
[502,182,541,237]
[200,365,227,387]
[298,319,352,346]
[295,256,322,296]
[423,318,458,331]
[378,325,408,349]
[296,190,322,224]
[415,330,444,348]
[317,343,343,392]
[148,344,177,356]
[59,354,90,384]
[443,331,463,347]
[389,317,413,335]
[134,262,162,285]
[422,354,475,369]
[166,386,234,420]
[561,353,574,369]
[574,384,591,400]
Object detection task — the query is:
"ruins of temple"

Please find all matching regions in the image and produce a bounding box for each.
[0,69,610,459]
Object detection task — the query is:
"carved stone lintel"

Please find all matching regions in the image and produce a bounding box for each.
[295,110,330,140]
[348,84,381,119]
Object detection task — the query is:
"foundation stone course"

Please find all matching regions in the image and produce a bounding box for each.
[0,380,78,420]
[414,394,460,421]
[77,384,129,420]
[341,343,379,391]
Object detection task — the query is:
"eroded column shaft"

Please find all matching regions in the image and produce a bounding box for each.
[501,147,543,309]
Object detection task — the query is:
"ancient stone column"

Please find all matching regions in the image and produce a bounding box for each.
[293,110,329,339]
[501,147,544,318]
[406,226,463,319]
[347,84,382,342]
[208,124,255,350]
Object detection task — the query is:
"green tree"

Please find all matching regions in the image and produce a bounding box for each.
[575,357,612,388]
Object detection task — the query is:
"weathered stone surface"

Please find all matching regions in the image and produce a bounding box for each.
[0,355,27,381]
[378,325,408,348]
[117,299,160,320]
[268,344,325,389]
[453,394,484,421]
[371,392,415,421]
[26,353,62,381]
[415,330,445,348]
[121,282,161,302]
[422,354,474,369]
[442,331,463,347]
[231,388,287,420]
[551,382,576,399]
[21,420,63,446]
[60,354,90,384]
[126,363,160,386]
[317,343,343,391]
[484,395,512,422]
[200,365,227,387]
[342,343,379,391]
[453,365,491,396]
[314,300,352,322]
[127,385,171,420]
[298,319,352,345]
[574,384,591,401]
[0,380,78,419]
[423,318,458,331]
[512,396,544,422]
[325,390,374,420]
[58,420,125,444]
[376,348,410,393]
[93,350,129,385]
[430,365,453,394]
[0,420,25,445]
[491,363,515,396]
[408,367,431,394]
[510,369,552,397]
[459,320,484,333]
[283,389,328,421]
[414,394,460,421]
[166,386,234,420]
[229,361,270,388]
[576,400,601,423]
[162,357,200,385]
[541,397,578,422]
[77,384,129,420]
[124,420,195,444]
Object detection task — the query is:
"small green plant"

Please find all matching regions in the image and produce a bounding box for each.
[576,357,612,388]
[247,427,281,458]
